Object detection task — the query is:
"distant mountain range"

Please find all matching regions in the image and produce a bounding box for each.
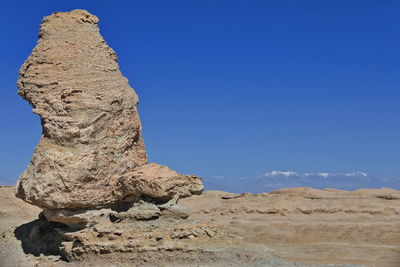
[0,176,15,186]
[203,171,400,194]
[263,170,368,178]
[2,171,400,193]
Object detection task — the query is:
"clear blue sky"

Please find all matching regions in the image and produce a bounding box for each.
[1,0,399,183]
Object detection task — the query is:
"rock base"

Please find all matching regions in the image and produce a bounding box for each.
[18,201,293,266]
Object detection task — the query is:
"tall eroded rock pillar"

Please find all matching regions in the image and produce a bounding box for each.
[16,10,202,211]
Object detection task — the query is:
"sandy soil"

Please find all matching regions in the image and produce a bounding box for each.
[181,188,400,267]
[1,186,399,266]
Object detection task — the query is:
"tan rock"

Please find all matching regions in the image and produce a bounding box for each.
[15,9,202,210]
[2,186,400,266]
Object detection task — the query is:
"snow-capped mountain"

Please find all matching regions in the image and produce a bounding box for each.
[263,171,298,177]
[262,171,368,178]
[203,171,399,194]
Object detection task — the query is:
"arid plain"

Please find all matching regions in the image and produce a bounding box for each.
[2,8,399,267]
[1,185,399,266]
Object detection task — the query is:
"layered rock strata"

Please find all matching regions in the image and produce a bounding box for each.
[2,186,397,266]
[15,9,202,215]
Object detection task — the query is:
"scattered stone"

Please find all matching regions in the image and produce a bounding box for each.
[162,204,191,219]
[43,208,118,228]
[158,195,179,210]
[123,202,160,221]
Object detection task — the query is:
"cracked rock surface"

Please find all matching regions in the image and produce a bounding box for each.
[15,9,202,211]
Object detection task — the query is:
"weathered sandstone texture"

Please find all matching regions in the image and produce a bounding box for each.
[2,186,398,266]
[15,9,202,211]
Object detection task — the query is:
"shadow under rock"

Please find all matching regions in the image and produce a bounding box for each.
[14,215,69,258]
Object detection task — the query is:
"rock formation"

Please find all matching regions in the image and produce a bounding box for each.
[7,9,399,267]
[2,186,399,266]
[11,10,300,266]
[15,9,202,212]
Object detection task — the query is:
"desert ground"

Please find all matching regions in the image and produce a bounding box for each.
[1,185,399,266]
